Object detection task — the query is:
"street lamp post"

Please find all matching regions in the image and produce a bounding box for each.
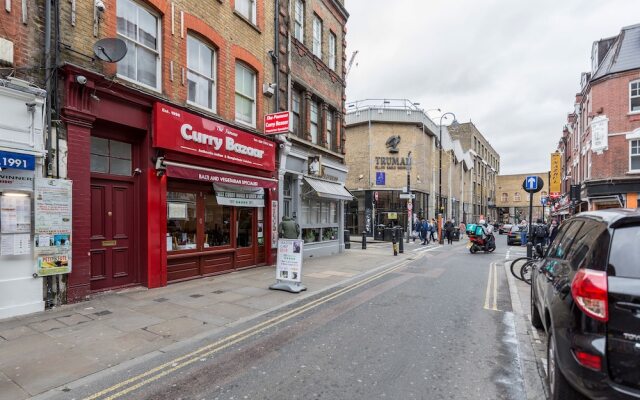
[438,112,458,244]
[406,151,412,243]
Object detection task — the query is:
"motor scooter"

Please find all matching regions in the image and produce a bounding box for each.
[468,232,496,253]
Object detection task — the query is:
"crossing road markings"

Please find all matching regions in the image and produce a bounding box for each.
[83,254,423,400]
[484,262,499,311]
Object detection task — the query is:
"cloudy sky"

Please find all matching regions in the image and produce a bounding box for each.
[345,0,640,174]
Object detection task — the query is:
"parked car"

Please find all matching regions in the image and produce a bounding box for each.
[499,223,513,235]
[531,209,640,400]
[506,225,521,245]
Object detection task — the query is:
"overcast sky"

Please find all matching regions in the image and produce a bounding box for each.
[345,0,640,175]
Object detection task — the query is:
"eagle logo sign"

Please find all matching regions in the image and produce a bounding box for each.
[385,135,401,153]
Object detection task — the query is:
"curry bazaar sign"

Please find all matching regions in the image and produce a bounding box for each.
[375,156,411,170]
[153,103,276,171]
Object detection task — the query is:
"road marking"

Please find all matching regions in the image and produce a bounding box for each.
[84,254,422,400]
[484,262,499,311]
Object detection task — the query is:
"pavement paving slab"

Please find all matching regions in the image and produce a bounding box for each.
[0,371,28,400]
[144,316,208,340]
[0,325,38,341]
[55,313,93,327]
[27,319,67,333]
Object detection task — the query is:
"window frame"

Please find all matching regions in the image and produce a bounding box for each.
[235,62,257,127]
[514,192,521,202]
[630,139,640,172]
[186,34,217,112]
[312,15,322,59]
[235,0,257,24]
[116,0,162,91]
[310,100,319,144]
[630,80,640,114]
[292,89,302,137]
[326,110,333,150]
[328,31,336,71]
[294,0,304,43]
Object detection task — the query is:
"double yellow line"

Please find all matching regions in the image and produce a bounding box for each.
[484,262,499,311]
[85,255,421,400]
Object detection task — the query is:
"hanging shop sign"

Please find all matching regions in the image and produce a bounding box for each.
[550,152,562,198]
[264,111,291,135]
[0,150,35,170]
[153,103,276,172]
[34,178,72,276]
[590,115,608,154]
[213,183,265,207]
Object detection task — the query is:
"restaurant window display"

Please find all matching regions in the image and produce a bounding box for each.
[300,196,339,244]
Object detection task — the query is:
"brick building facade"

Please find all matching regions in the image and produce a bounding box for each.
[496,173,550,224]
[555,24,640,216]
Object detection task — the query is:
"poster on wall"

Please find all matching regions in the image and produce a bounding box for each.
[275,239,303,283]
[34,178,72,276]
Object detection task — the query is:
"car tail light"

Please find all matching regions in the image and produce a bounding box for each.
[571,269,608,322]
[573,349,602,371]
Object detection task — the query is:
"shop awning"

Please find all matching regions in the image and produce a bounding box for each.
[163,160,278,189]
[303,177,353,201]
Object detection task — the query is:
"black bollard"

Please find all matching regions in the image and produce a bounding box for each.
[398,227,404,254]
[362,232,367,249]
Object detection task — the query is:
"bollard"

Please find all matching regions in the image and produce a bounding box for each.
[392,230,398,256]
[398,227,404,254]
[362,232,367,250]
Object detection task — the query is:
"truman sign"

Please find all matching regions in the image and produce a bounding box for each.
[153,103,276,171]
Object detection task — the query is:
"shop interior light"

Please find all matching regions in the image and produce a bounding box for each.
[2,192,30,197]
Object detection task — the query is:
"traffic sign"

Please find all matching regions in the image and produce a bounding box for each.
[522,176,544,194]
[399,193,415,199]
[540,197,548,206]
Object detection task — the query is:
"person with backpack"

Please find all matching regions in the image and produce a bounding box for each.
[444,219,455,244]
[533,218,548,248]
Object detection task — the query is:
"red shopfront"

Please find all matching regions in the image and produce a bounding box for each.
[152,104,278,283]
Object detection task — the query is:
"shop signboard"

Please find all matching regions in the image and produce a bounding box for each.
[164,164,277,189]
[264,111,291,135]
[275,239,303,283]
[34,178,72,276]
[550,152,562,198]
[0,150,35,170]
[0,169,34,191]
[214,184,264,207]
[153,103,276,172]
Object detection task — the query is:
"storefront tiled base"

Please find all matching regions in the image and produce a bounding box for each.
[303,241,341,258]
[0,277,44,319]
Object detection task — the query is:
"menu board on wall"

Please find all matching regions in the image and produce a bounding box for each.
[34,179,72,276]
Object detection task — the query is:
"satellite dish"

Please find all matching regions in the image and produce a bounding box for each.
[93,38,128,63]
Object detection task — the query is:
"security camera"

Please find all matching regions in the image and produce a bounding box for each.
[95,0,105,12]
[263,83,276,98]
[75,75,87,85]
[279,143,285,149]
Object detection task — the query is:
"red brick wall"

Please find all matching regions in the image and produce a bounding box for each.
[590,70,640,179]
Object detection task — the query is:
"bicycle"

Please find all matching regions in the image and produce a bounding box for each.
[509,244,545,284]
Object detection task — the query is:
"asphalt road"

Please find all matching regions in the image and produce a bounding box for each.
[124,237,526,400]
[36,235,541,400]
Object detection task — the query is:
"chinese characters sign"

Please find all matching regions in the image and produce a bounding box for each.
[550,153,562,198]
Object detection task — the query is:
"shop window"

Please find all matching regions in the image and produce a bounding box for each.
[323,227,337,241]
[294,0,304,43]
[501,193,508,203]
[235,62,256,127]
[204,195,230,247]
[310,101,319,144]
[237,208,253,247]
[235,0,256,24]
[303,228,320,243]
[167,192,197,251]
[90,137,132,176]
[116,0,160,90]
[187,35,216,111]
[312,15,322,59]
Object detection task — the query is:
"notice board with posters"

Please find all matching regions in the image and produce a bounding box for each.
[34,178,72,276]
[275,239,303,282]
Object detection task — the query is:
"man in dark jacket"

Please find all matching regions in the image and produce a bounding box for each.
[420,218,429,245]
[533,218,548,248]
[444,219,455,244]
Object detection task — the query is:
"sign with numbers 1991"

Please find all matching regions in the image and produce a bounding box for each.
[0,151,35,171]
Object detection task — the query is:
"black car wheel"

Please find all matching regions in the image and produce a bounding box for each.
[547,331,586,400]
[530,282,543,329]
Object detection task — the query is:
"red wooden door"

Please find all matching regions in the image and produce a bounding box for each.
[90,179,137,290]
[235,207,257,268]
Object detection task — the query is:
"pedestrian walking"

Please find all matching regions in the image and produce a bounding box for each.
[458,221,466,239]
[429,218,437,242]
[420,218,429,245]
[444,219,454,244]
[533,218,548,248]
[548,219,559,245]
[412,219,421,243]
[519,219,528,247]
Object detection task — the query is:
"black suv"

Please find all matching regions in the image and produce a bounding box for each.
[531,209,640,400]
